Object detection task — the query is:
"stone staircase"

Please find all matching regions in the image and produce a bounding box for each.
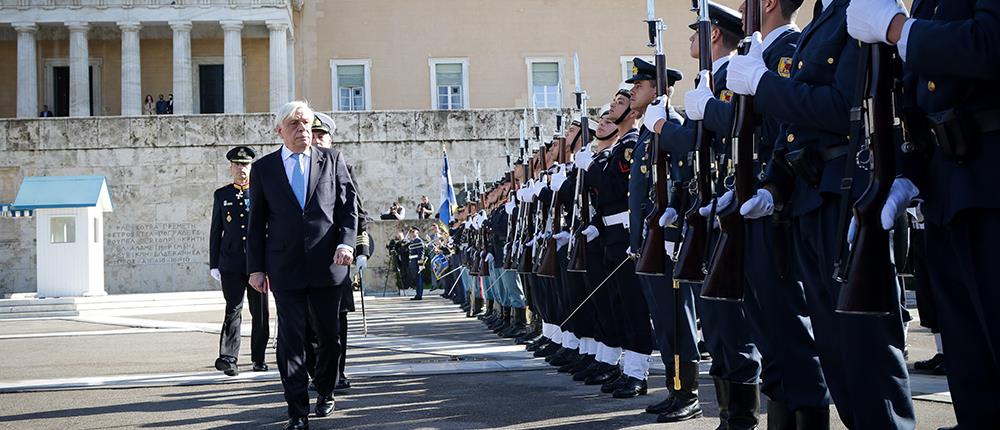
[0,292,227,320]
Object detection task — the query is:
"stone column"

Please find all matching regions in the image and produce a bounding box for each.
[13,22,38,118]
[67,21,90,117]
[220,20,244,113]
[286,33,295,101]
[118,22,142,116]
[266,21,288,112]
[169,20,193,115]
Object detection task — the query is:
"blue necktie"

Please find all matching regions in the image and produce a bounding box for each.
[291,153,306,209]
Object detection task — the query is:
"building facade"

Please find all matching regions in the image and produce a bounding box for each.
[0,0,813,119]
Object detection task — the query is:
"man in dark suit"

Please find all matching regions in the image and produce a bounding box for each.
[210,146,269,376]
[246,101,358,430]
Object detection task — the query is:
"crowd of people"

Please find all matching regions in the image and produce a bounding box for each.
[433,0,993,429]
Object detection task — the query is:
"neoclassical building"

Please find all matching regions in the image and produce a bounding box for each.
[0,0,794,119]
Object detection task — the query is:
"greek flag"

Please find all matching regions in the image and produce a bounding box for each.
[439,150,458,224]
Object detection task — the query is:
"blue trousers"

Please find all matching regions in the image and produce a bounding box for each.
[638,271,700,370]
[791,197,914,429]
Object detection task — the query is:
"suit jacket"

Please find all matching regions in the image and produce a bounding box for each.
[209,184,250,274]
[246,146,359,290]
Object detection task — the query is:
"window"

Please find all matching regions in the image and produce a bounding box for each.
[429,58,469,110]
[329,59,372,111]
[529,61,561,108]
[50,217,75,244]
[620,56,655,84]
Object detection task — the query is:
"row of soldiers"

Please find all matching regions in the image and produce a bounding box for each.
[443,0,996,429]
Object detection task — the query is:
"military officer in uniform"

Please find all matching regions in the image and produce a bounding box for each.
[210,145,269,376]
[847,0,1000,428]
[407,227,426,300]
[727,0,916,427]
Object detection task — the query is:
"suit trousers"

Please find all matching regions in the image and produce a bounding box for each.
[638,273,700,372]
[219,271,269,364]
[273,285,344,419]
[602,233,653,355]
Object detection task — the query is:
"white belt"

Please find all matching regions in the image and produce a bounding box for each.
[409,255,420,259]
[602,211,630,229]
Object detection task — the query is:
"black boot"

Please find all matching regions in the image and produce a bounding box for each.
[600,371,628,393]
[612,376,648,398]
[573,359,606,382]
[646,390,676,414]
[533,341,562,358]
[501,308,528,338]
[765,400,795,430]
[585,364,622,386]
[561,353,594,374]
[657,361,703,423]
[549,348,579,367]
[794,406,830,430]
[468,296,484,317]
[726,383,759,430]
[713,376,731,430]
[479,299,494,320]
[526,336,550,352]
[491,307,511,332]
[544,347,570,364]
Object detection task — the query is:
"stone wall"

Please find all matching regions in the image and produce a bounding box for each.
[0,109,563,295]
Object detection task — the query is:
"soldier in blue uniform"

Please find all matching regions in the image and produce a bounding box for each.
[727,0,916,427]
[407,226,426,300]
[644,4,764,426]
[847,0,1000,428]
[210,145,269,376]
[684,0,833,427]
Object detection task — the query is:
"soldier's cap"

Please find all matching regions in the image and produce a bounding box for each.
[226,146,256,164]
[688,1,745,39]
[624,58,684,86]
[568,119,598,135]
[311,112,336,134]
[410,226,421,232]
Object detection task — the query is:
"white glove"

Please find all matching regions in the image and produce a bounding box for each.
[210,268,221,282]
[740,188,775,219]
[847,0,908,44]
[581,225,600,243]
[553,231,571,250]
[355,255,368,270]
[486,253,494,264]
[531,179,545,197]
[727,32,767,96]
[550,170,568,192]
[684,71,714,121]
[699,191,734,217]
[504,200,516,214]
[658,208,679,228]
[516,187,529,202]
[574,149,594,171]
[643,96,668,131]
[881,178,919,230]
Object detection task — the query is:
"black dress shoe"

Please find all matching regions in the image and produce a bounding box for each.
[560,354,593,373]
[585,365,621,386]
[657,395,703,423]
[601,372,628,393]
[544,347,569,363]
[646,393,676,414]
[252,362,268,372]
[549,349,579,367]
[315,394,335,417]
[526,338,549,352]
[410,296,423,301]
[612,376,648,398]
[334,377,351,391]
[283,417,308,430]
[215,356,238,377]
[914,353,944,370]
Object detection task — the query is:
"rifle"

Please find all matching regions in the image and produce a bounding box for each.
[700,0,760,301]
[567,53,591,273]
[836,43,897,315]
[517,148,540,274]
[635,0,670,276]
[530,140,552,274]
[537,111,566,278]
[672,0,714,282]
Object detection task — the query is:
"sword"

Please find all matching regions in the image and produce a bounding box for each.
[558,255,633,328]
[358,267,368,337]
[445,267,468,296]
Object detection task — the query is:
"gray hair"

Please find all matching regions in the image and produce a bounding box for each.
[274,100,314,130]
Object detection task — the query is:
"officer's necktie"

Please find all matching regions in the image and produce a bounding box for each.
[291,153,306,209]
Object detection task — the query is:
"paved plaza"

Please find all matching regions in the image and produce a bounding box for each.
[0,292,956,429]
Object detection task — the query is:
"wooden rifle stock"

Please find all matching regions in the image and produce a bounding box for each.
[701,0,759,301]
[837,43,897,315]
[635,47,670,276]
[538,137,566,278]
[531,146,551,274]
[568,105,592,273]
[516,156,539,274]
[672,3,714,282]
